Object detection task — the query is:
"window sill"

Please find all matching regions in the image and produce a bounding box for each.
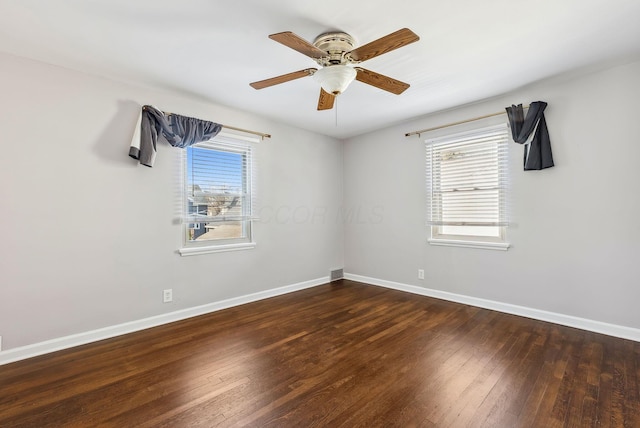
[179,242,256,256]
[428,238,510,251]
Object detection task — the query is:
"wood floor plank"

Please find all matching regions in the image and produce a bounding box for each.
[517,328,565,427]
[1,280,639,427]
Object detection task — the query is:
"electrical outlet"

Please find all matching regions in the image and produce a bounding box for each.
[418,269,425,280]
[163,289,173,303]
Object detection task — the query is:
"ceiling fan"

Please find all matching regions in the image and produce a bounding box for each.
[250,28,420,110]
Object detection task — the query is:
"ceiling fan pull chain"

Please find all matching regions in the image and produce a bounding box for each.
[335,97,338,127]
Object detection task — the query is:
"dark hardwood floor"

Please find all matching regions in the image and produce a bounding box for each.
[1,280,639,427]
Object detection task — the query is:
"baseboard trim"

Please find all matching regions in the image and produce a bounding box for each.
[344,273,640,342]
[0,276,329,366]
[5,273,637,365]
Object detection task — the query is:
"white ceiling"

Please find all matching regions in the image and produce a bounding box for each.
[1,0,639,139]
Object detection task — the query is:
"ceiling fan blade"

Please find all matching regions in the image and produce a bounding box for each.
[269,31,327,60]
[250,68,317,90]
[347,28,419,62]
[355,68,410,95]
[317,88,335,110]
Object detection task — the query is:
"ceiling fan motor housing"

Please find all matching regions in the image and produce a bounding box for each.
[313,32,357,66]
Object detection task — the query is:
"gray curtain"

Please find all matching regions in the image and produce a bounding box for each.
[129,105,222,167]
[505,101,554,170]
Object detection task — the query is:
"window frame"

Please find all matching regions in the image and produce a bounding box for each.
[178,131,258,256]
[426,123,510,251]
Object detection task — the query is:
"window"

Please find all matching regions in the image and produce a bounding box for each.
[179,131,257,256]
[426,123,510,250]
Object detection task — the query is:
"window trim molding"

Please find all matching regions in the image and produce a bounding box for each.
[427,238,510,251]
[179,130,258,256]
[426,123,510,250]
[178,242,257,256]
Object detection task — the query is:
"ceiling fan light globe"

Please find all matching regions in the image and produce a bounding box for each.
[313,65,356,95]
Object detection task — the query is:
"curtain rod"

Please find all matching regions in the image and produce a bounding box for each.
[404,104,529,138]
[143,106,271,140]
[219,124,271,140]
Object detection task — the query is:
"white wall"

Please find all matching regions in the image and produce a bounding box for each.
[343,59,640,330]
[2,50,639,356]
[0,52,344,351]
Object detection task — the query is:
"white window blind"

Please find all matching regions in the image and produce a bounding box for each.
[426,124,509,242]
[181,134,257,252]
[184,141,253,224]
